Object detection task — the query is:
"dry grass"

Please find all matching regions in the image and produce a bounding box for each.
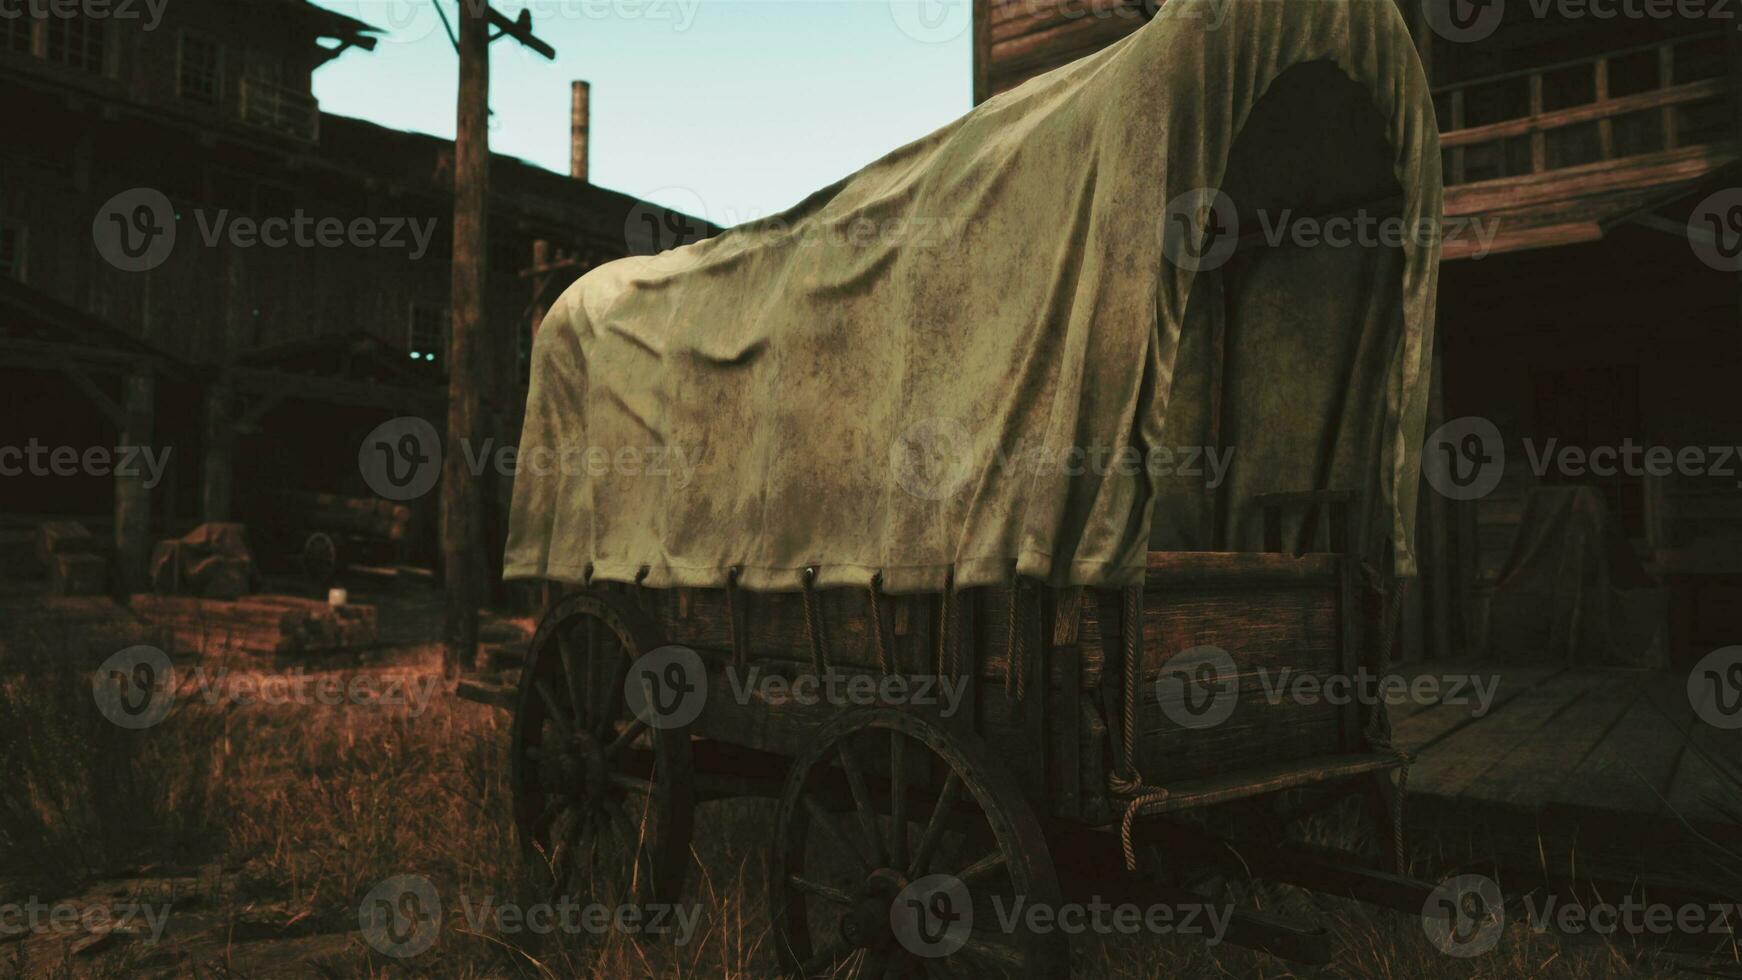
[0,630,1730,978]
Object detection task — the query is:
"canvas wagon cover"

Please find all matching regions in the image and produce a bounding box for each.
[506,0,1442,594]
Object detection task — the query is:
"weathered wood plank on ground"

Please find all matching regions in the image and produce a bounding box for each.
[1408,669,1611,799]
[1546,674,1688,817]
[1392,665,1564,755]
[1461,672,1642,809]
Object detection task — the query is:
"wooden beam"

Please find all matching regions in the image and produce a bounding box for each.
[57,358,125,428]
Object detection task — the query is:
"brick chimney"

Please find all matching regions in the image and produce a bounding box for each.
[570,80,590,182]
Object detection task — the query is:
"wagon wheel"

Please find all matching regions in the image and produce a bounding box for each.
[771,707,1069,979]
[302,532,339,587]
[510,588,694,915]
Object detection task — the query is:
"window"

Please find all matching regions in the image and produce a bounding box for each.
[409,305,446,365]
[178,33,222,105]
[0,222,24,282]
[44,17,104,74]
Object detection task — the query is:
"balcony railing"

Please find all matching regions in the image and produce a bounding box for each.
[1434,32,1733,188]
[240,75,320,143]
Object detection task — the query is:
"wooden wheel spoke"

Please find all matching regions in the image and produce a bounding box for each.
[592,622,626,737]
[787,873,855,906]
[534,680,573,738]
[953,849,1007,885]
[558,626,588,731]
[837,741,885,866]
[889,730,908,871]
[605,717,649,758]
[908,769,963,879]
[804,795,876,872]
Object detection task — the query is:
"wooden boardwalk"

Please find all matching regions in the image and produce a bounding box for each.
[1392,659,1741,884]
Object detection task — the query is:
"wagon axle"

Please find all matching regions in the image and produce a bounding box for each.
[838,867,907,953]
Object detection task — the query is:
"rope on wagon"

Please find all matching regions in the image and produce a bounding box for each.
[801,566,832,677]
[1108,584,1170,871]
[867,572,892,677]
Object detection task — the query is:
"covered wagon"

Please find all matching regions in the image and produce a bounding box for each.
[498,0,1450,973]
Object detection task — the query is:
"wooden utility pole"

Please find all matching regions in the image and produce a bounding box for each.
[442,0,490,679]
[441,0,554,679]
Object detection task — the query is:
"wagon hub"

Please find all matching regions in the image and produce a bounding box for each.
[561,729,609,805]
[841,867,907,951]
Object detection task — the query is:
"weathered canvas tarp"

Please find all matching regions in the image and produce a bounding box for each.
[506,0,1442,594]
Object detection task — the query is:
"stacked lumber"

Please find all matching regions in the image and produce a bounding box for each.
[129,594,378,658]
[280,491,414,544]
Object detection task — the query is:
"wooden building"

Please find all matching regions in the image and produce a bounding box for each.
[0,0,711,587]
[975,0,1742,665]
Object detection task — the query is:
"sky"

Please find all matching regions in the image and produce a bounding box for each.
[308,0,975,226]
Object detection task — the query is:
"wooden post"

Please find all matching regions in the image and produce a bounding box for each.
[443,0,491,678]
[201,375,233,521]
[114,369,155,595]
